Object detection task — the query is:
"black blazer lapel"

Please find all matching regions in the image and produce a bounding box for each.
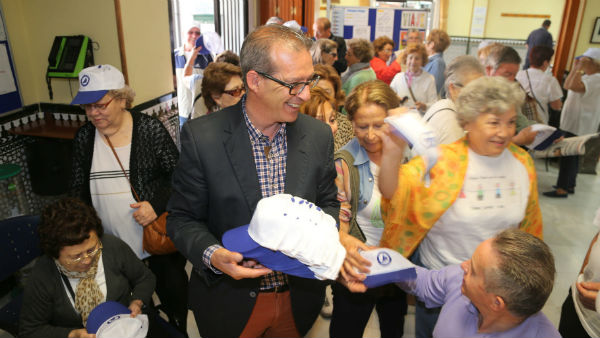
[223,107,262,211]
[285,117,309,196]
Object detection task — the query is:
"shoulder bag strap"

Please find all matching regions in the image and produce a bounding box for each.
[425,106,456,123]
[334,149,366,242]
[105,135,141,203]
[404,74,418,104]
[525,70,546,114]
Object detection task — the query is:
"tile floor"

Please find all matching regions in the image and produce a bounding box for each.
[2,158,598,338]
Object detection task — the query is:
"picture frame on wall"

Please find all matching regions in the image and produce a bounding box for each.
[591,17,600,44]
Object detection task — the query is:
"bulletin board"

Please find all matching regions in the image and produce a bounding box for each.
[331,6,429,51]
[0,6,23,114]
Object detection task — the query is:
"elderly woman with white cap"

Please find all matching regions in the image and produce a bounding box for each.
[69,65,189,336]
[544,48,600,198]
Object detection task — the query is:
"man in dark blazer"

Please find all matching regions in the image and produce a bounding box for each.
[167,24,341,337]
[313,17,347,75]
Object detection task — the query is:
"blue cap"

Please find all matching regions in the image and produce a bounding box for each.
[195,36,211,55]
[222,224,315,279]
[360,248,417,288]
[86,301,130,334]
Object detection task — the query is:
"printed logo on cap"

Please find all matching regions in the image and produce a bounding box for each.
[81,75,90,87]
[377,251,392,266]
[106,314,123,325]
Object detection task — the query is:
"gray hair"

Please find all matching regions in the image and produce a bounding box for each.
[347,38,374,63]
[485,229,555,318]
[266,16,284,25]
[407,28,421,36]
[455,76,524,127]
[108,85,136,109]
[240,24,312,88]
[486,45,521,70]
[311,39,338,65]
[444,55,485,99]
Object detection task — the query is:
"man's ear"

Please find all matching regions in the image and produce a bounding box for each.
[490,295,506,312]
[246,71,260,93]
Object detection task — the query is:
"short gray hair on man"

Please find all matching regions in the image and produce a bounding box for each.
[486,45,521,70]
[311,38,338,65]
[347,38,374,63]
[444,55,485,96]
[485,229,555,318]
[455,76,524,127]
[240,24,312,88]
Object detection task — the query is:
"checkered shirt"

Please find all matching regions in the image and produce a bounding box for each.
[203,97,288,290]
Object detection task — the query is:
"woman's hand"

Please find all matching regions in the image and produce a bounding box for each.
[338,232,371,290]
[129,299,143,317]
[376,125,407,199]
[512,126,537,146]
[130,201,158,226]
[414,101,427,112]
[68,328,95,338]
[576,281,600,311]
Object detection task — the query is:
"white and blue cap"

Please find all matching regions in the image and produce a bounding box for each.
[385,111,439,186]
[577,48,600,63]
[86,301,148,338]
[359,248,417,288]
[71,64,125,105]
[222,194,346,280]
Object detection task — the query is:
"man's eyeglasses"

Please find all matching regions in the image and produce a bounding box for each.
[255,71,320,96]
[188,30,201,36]
[66,241,102,264]
[81,98,114,112]
[222,86,245,97]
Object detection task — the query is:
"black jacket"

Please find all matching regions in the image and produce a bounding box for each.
[167,100,340,337]
[330,33,348,74]
[70,111,179,215]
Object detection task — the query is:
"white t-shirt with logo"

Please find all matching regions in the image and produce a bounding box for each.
[418,148,530,270]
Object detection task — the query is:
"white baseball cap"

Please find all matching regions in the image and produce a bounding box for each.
[580,48,600,63]
[86,301,148,338]
[359,248,416,288]
[385,111,439,184]
[222,194,346,280]
[71,64,125,105]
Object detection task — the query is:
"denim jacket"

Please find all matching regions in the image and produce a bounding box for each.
[340,137,374,213]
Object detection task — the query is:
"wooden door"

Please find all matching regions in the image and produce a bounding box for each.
[260,0,304,25]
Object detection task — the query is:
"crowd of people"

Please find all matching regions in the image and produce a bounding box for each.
[16,15,600,338]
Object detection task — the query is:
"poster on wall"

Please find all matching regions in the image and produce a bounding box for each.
[0,14,5,41]
[400,11,427,30]
[353,26,371,40]
[591,17,600,44]
[375,8,394,38]
[344,7,369,27]
[0,45,16,95]
[470,6,487,37]
[331,7,345,37]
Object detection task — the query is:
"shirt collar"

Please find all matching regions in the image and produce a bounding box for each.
[242,96,286,142]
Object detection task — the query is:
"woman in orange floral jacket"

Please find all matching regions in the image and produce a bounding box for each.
[377,76,542,338]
